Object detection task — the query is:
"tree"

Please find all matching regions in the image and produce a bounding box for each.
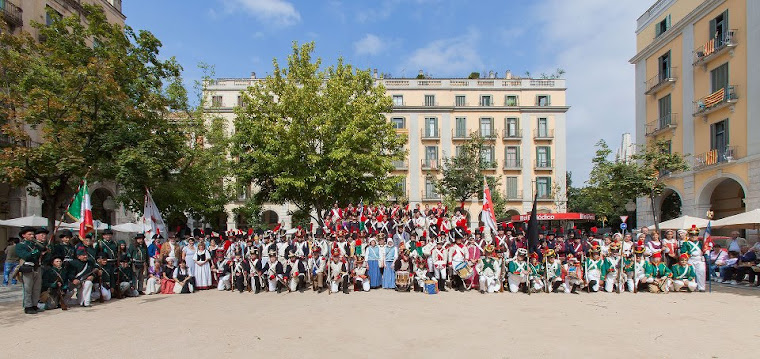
[435,133,500,210]
[0,5,190,230]
[231,42,406,225]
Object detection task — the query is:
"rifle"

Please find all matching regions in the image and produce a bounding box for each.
[54,271,68,310]
[499,256,505,293]
[544,255,549,293]
[114,269,124,299]
[633,255,639,294]
[582,252,588,293]
[617,244,624,294]
[98,269,105,303]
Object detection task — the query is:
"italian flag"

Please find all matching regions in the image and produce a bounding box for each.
[67,180,94,239]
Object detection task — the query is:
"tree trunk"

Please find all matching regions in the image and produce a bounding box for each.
[649,192,660,233]
[42,196,58,235]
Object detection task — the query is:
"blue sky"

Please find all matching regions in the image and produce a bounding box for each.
[123,0,653,184]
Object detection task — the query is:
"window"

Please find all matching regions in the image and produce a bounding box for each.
[537,118,549,137]
[425,146,438,161]
[480,95,492,106]
[537,95,550,106]
[710,62,729,93]
[455,95,466,107]
[391,117,405,129]
[664,140,672,155]
[455,117,467,137]
[480,146,495,165]
[424,95,436,106]
[536,177,552,198]
[479,118,494,137]
[655,14,671,38]
[536,146,551,167]
[505,117,519,137]
[396,178,407,195]
[392,95,404,106]
[45,6,62,26]
[658,95,672,127]
[237,96,246,108]
[506,177,519,199]
[710,119,729,151]
[658,51,671,81]
[505,95,518,106]
[211,96,223,107]
[709,10,729,47]
[505,146,520,167]
[425,177,438,198]
[424,117,438,137]
[455,145,463,157]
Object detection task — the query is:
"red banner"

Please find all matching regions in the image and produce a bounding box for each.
[510,213,595,222]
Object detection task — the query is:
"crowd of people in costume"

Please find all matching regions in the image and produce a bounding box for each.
[8,202,759,315]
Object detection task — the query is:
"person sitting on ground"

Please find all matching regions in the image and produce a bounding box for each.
[145,260,162,295]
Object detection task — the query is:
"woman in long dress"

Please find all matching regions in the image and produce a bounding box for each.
[382,239,398,289]
[365,237,382,288]
[182,238,197,277]
[160,258,176,294]
[193,242,213,290]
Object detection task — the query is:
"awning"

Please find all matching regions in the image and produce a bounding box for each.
[510,213,596,222]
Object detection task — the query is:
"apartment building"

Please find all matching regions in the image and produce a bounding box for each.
[630,0,759,229]
[205,72,569,229]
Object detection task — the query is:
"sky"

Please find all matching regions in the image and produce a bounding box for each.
[123,0,653,185]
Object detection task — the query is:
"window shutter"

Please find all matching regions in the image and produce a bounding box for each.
[709,18,716,39]
[710,123,715,150]
[656,23,662,37]
[516,146,520,162]
[725,119,730,145]
[723,10,729,32]
[547,95,551,106]
[535,95,539,106]
[547,147,552,165]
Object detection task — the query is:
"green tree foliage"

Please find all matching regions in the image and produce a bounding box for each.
[435,133,501,211]
[231,42,406,225]
[0,5,191,229]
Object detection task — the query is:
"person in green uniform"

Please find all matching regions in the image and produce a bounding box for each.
[671,253,697,292]
[97,229,119,290]
[53,230,76,269]
[584,246,604,292]
[528,252,544,293]
[544,249,563,293]
[42,257,68,310]
[66,248,96,307]
[80,235,98,263]
[94,255,113,301]
[644,252,672,293]
[15,227,47,314]
[129,233,149,294]
[117,255,138,297]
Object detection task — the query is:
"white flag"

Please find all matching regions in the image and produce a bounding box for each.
[143,189,167,246]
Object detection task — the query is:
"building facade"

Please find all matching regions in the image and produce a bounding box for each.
[1,1,129,246]
[630,0,759,233]
[205,72,569,229]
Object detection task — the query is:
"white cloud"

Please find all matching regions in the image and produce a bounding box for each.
[354,34,387,56]
[402,28,483,76]
[222,0,301,26]
[531,0,651,184]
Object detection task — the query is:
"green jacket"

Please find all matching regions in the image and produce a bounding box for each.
[645,261,672,278]
[128,244,148,267]
[671,264,695,281]
[43,266,68,291]
[15,240,46,264]
[66,258,95,283]
[116,266,134,283]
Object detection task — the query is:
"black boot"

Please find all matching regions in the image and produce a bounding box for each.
[588,280,597,292]
[342,278,350,294]
[571,284,579,294]
[552,281,562,293]
[438,279,446,292]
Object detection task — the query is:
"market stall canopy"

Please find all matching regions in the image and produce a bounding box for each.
[111,222,145,233]
[510,213,595,222]
[647,215,709,230]
[711,209,760,230]
[0,215,61,228]
[59,221,110,231]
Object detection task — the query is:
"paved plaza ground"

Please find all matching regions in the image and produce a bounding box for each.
[0,283,758,358]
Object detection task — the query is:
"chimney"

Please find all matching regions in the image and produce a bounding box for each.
[250,72,257,79]
[505,70,512,79]
[373,68,378,79]
[418,70,424,77]
[488,70,495,78]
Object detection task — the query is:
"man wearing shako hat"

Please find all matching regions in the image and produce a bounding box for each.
[680,225,706,291]
[626,242,648,292]
[603,241,624,293]
[644,252,672,293]
[584,245,604,292]
[507,248,530,293]
[352,255,370,292]
[261,249,284,292]
[544,249,564,293]
[328,248,349,294]
[476,244,501,294]
[671,253,697,292]
[308,246,327,292]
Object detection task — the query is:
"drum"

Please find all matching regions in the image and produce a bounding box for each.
[424,280,438,294]
[395,271,411,289]
[457,264,474,280]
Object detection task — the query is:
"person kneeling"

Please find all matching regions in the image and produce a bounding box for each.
[329,249,349,294]
[645,253,671,293]
[117,255,139,297]
[353,256,371,292]
[671,253,697,292]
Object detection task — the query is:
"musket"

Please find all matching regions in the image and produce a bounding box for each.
[633,255,639,294]
[617,244,624,294]
[544,255,549,293]
[54,270,68,310]
[98,269,105,303]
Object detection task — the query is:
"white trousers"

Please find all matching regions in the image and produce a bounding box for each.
[563,276,583,293]
[91,284,111,302]
[68,280,93,306]
[626,272,646,292]
[507,273,527,293]
[217,274,231,290]
[355,277,370,291]
[673,279,697,292]
[586,270,601,292]
[146,277,160,294]
[433,266,447,280]
[690,259,706,291]
[268,274,284,292]
[479,275,500,293]
[604,272,622,292]
[119,282,139,297]
[289,275,304,292]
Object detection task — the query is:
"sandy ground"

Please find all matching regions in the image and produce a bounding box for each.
[0,286,759,359]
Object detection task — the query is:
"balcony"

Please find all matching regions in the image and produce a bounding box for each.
[392,160,408,170]
[645,67,678,95]
[422,191,442,201]
[478,100,494,107]
[536,193,554,201]
[693,86,738,117]
[479,128,498,140]
[421,159,440,171]
[534,159,554,171]
[421,128,440,140]
[505,190,523,201]
[645,114,678,137]
[480,160,497,170]
[693,30,738,67]
[1,0,22,27]
[503,159,522,170]
[693,146,741,170]
[533,129,554,140]
[502,129,522,140]
[423,101,439,107]
[452,129,469,141]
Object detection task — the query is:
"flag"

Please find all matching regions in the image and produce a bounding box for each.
[703,221,714,252]
[480,177,498,234]
[358,199,366,232]
[526,192,539,254]
[66,180,94,239]
[142,188,166,246]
